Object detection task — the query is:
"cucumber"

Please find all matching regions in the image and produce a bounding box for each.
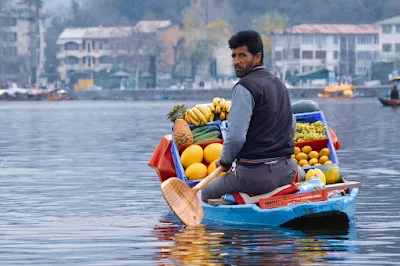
[193,130,221,143]
[192,125,219,137]
[194,137,221,144]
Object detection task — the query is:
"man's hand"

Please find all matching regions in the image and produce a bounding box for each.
[215,158,231,172]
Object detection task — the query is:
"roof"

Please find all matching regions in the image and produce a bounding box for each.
[375,15,400,25]
[274,24,379,35]
[58,20,172,40]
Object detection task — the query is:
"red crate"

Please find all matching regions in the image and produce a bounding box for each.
[258,189,328,209]
[295,138,328,152]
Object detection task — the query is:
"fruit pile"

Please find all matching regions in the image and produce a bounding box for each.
[210,97,231,121]
[293,121,327,142]
[192,125,221,144]
[184,105,214,126]
[180,143,227,180]
[292,145,333,168]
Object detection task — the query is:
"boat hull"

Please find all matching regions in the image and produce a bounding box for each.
[379,97,400,106]
[201,188,358,226]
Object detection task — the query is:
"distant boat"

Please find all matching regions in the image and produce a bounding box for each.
[378,96,400,106]
[47,89,71,101]
[318,84,357,99]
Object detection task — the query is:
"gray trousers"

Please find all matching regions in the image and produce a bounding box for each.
[201,158,297,202]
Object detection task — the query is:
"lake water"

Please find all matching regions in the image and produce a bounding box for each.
[0,98,399,265]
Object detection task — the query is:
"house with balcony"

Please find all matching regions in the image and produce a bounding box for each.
[376,15,400,62]
[57,20,176,88]
[272,24,379,79]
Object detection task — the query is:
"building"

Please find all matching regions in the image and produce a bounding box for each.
[376,15,400,62]
[272,24,379,78]
[0,0,46,84]
[57,21,175,88]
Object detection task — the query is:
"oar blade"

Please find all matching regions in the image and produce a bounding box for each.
[161,178,203,226]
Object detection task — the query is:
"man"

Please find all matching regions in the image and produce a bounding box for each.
[202,30,297,202]
[390,84,399,100]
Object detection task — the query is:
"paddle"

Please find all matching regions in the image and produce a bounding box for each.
[161,166,224,226]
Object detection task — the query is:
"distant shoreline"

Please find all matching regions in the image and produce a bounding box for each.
[70,85,391,101]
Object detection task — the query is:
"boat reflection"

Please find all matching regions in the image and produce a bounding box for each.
[153,216,359,265]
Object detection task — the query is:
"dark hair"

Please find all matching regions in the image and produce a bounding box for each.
[228,30,264,63]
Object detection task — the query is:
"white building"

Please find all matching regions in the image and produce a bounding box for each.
[272,24,379,78]
[0,0,46,83]
[376,15,400,62]
[57,21,173,85]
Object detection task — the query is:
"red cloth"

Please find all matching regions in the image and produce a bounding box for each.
[328,126,341,150]
[148,135,177,183]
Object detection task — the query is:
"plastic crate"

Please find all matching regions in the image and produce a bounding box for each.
[294,111,339,168]
[258,189,328,209]
[171,121,223,187]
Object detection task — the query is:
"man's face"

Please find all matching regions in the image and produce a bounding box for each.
[231,45,260,78]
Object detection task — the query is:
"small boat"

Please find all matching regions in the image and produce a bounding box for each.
[47,96,71,101]
[202,188,358,227]
[318,84,357,99]
[378,96,400,106]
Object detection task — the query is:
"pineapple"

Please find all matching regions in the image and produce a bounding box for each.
[166,104,194,148]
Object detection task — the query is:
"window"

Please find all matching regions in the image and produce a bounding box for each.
[315,36,326,45]
[315,51,326,59]
[9,18,17,26]
[315,65,325,70]
[383,25,392,34]
[99,56,113,64]
[302,50,313,59]
[382,43,392,52]
[302,35,313,45]
[92,40,95,50]
[396,43,400,52]
[64,42,79,50]
[99,40,113,50]
[83,57,86,64]
[333,36,339,45]
[397,25,400,33]
[334,51,339,59]
[374,36,379,44]
[65,56,79,64]
[275,51,282,61]
[293,49,300,59]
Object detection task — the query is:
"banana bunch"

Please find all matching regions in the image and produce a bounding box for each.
[210,97,231,120]
[183,105,214,126]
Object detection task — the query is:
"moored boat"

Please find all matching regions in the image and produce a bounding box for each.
[379,96,400,106]
[318,84,357,99]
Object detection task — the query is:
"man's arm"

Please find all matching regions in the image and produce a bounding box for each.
[220,84,255,166]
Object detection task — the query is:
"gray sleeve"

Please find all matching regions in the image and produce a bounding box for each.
[220,84,255,164]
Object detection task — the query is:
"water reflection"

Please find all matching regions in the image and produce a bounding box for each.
[153,217,359,265]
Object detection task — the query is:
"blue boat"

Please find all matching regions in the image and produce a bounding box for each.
[201,188,359,227]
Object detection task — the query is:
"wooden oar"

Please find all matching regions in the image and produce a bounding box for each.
[161,166,224,226]
[325,181,361,191]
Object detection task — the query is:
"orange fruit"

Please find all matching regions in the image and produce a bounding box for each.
[324,160,333,164]
[298,159,309,166]
[185,163,208,180]
[296,152,308,161]
[294,147,301,155]
[203,143,223,163]
[319,148,331,158]
[308,158,319,166]
[319,155,329,164]
[302,164,311,168]
[308,151,319,159]
[181,145,204,169]
[207,160,226,176]
[301,145,313,154]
